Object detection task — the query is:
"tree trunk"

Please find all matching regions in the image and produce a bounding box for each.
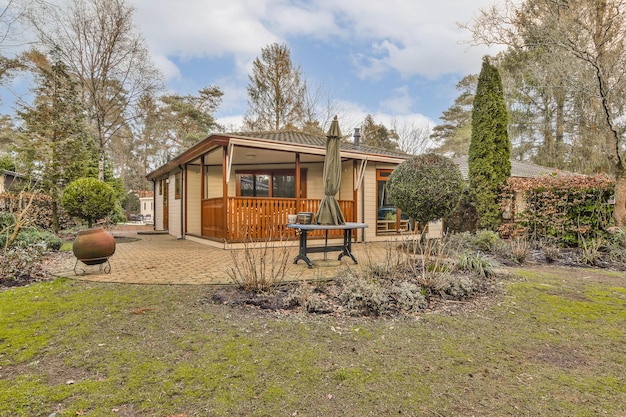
[614,168,626,227]
[51,199,59,234]
[98,147,105,181]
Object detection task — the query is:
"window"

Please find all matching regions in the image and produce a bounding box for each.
[236,169,306,198]
[376,169,408,234]
[175,172,181,199]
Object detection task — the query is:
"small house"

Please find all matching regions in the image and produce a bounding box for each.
[0,169,27,193]
[146,131,410,247]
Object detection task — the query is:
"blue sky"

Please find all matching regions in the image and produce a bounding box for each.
[131,0,505,133]
[2,0,503,134]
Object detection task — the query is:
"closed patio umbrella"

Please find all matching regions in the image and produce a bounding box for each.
[316,116,346,225]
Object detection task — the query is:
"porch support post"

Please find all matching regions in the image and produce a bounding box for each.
[353,160,358,240]
[200,154,205,236]
[222,145,229,241]
[183,163,188,236]
[295,152,301,213]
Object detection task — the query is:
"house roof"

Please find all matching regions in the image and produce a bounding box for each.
[452,156,563,180]
[147,131,409,180]
[231,131,409,158]
[135,190,154,198]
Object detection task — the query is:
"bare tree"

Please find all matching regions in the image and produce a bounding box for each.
[391,119,432,155]
[28,0,163,180]
[463,0,626,225]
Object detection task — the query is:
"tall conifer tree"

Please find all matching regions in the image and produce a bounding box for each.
[468,57,511,230]
[244,43,306,132]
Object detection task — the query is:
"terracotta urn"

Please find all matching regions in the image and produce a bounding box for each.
[73,227,116,265]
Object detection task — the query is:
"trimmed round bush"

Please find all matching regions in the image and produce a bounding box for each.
[386,153,465,225]
[61,178,116,228]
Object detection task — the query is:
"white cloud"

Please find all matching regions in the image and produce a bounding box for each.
[379,86,415,115]
[131,0,502,83]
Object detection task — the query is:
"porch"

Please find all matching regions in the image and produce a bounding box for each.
[201,196,354,242]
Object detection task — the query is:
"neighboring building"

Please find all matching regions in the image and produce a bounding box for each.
[137,190,154,224]
[146,130,410,247]
[452,156,562,180]
[0,169,27,193]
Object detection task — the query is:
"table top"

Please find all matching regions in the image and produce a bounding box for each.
[286,222,368,231]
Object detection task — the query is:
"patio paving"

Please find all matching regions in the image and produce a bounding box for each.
[51,225,394,285]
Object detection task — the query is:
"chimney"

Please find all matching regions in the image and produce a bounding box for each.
[353,127,361,150]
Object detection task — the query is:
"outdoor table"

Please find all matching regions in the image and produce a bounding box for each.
[286,222,368,268]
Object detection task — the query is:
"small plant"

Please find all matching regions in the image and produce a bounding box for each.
[579,236,603,266]
[390,281,427,312]
[473,229,500,252]
[287,281,325,313]
[455,251,499,278]
[337,270,390,316]
[509,237,529,265]
[437,274,478,299]
[542,244,560,263]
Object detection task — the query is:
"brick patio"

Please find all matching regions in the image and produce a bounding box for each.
[52,225,395,285]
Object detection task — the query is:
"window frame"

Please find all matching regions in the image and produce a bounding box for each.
[235,169,307,198]
[174,172,181,200]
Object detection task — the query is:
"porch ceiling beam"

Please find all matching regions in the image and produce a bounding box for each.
[227,137,406,164]
[355,158,368,191]
[225,142,234,184]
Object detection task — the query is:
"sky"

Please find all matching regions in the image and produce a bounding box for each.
[3,0,504,135]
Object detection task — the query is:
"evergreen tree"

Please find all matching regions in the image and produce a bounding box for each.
[16,49,93,232]
[159,86,223,149]
[430,74,477,157]
[361,114,399,151]
[468,57,511,231]
[243,43,306,132]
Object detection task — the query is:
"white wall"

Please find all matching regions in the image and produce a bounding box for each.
[139,197,154,220]
[186,165,202,235]
[169,171,182,237]
[154,180,164,230]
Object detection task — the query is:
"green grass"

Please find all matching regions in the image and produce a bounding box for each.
[0,267,625,416]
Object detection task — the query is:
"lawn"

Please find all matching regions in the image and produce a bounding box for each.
[1,266,625,417]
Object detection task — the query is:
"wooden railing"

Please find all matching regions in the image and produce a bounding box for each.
[201,197,354,242]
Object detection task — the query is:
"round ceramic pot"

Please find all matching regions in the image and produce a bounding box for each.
[287,214,298,224]
[73,227,116,265]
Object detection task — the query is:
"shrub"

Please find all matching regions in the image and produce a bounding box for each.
[386,153,464,225]
[444,188,478,234]
[390,281,427,312]
[502,174,614,246]
[337,271,390,316]
[473,230,501,252]
[438,274,478,299]
[62,178,116,228]
[0,244,48,285]
[2,227,63,251]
